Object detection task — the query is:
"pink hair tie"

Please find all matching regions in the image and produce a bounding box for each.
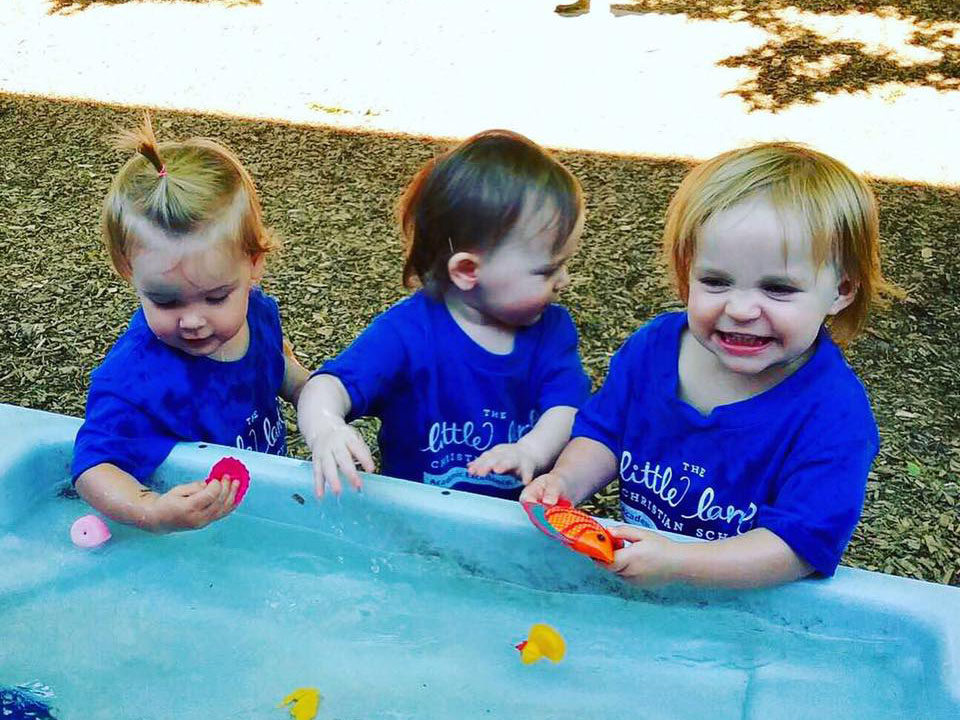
[157,165,168,178]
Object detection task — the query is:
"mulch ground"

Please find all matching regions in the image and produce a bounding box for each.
[1,94,957,586]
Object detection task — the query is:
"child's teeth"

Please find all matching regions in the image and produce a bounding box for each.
[725,333,764,345]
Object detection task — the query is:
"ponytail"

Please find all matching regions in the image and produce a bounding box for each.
[102,112,276,277]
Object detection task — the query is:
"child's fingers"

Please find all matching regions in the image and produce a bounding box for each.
[467,458,490,477]
[212,477,239,518]
[207,492,236,523]
[471,447,510,476]
[223,478,239,508]
[201,484,234,525]
[466,458,489,477]
[332,445,362,490]
[520,466,535,486]
[199,478,220,501]
[345,435,374,475]
[608,524,650,543]
[541,481,565,506]
[187,480,222,515]
[518,480,544,503]
[320,453,342,497]
[215,475,232,504]
[489,457,512,474]
[312,456,327,499]
[177,481,209,497]
[500,456,530,478]
[607,552,631,575]
[218,495,239,521]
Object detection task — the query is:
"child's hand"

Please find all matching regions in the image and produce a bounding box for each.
[605,525,682,586]
[306,424,374,498]
[518,472,570,505]
[145,478,240,532]
[468,443,538,485]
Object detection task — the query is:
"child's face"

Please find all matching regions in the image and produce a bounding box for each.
[473,200,583,328]
[129,236,263,360]
[686,194,854,378]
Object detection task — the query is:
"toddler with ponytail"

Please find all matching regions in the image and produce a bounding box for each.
[72,114,308,532]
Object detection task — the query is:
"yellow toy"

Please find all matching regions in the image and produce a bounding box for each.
[515,623,566,664]
[278,687,322,720]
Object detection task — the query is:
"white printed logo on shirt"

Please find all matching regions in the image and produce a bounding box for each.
[420,409,537,474]
[619,450,757,537]
[235,406,286,455]
[423,467,521,490]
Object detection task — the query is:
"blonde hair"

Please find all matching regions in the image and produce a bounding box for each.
[663,142,897,345]
[102,113,277,278]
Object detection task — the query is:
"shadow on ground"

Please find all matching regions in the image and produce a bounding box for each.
[44,1,960,113]
[0,94,957,583]
[611,1,959,111]
[48,0,259,15]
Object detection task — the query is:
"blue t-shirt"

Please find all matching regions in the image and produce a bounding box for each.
[573,312,878,576]
[317,291,590,499]
[71,288,288,484]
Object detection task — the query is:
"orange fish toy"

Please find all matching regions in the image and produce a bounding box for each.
[521,498,623,563]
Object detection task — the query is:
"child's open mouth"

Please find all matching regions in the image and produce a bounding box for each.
[716,331,773,354]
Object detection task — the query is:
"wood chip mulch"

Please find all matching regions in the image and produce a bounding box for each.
[1,94,956,586]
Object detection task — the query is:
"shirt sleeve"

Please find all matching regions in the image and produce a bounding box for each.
[314,312,410,421]
[571,334,638,455]
[71,384,178,484]
[757,434,877,577]
[253,288,284,354]
[534,306,591,412]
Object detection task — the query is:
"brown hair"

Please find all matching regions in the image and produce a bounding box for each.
[663,142,899,345]
[398,129,583,296]
[102,113,277,278]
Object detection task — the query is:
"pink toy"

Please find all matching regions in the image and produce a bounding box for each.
[205,457,251,504]
[70,514,112,549]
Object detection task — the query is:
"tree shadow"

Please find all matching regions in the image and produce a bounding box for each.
[49,0,259,15]
[609,1,960,111]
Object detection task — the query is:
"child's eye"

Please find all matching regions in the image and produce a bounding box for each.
[763,283,799,296]
[698,276,728,289]
[150,298,179,308]
[207,293,230,305]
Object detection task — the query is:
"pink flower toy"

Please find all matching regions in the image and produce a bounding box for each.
[70,514,112,549]
[204,457,251,504]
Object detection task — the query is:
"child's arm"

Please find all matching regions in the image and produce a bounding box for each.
[606,526,813,589]
[471,305,592,485]
[526,440,813,588]
[280,336,311,405]
[519,436,619,503]
[296,373,374,497]
[468,406,580,485]
[76,463,240,532]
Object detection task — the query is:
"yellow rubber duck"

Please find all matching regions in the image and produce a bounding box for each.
[278,687,322,720]
[515,623,566,664]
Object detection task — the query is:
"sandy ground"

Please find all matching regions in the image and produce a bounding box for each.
[1,0,958,186]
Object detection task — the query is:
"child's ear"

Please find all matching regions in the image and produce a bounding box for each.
[828,274,858,316]
[250,252,266,283]
[447,251,481,291]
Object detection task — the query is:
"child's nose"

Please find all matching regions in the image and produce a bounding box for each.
[724,291,761,321]
[179,311,206,331]
[554,267,571,292]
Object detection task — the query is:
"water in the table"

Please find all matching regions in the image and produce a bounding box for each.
[0,490,936,720]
